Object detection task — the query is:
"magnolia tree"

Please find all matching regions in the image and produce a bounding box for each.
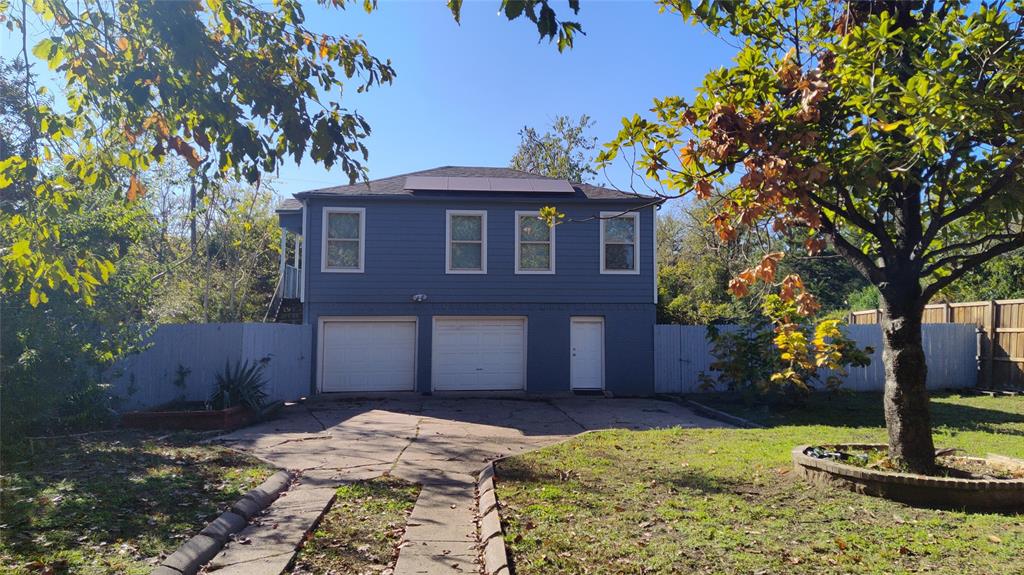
[596,1,1023,473]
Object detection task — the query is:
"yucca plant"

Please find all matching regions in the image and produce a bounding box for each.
[209,360,268,411]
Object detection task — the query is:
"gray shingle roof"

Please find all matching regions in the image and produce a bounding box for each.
[276,166,651,211]
[276,198,303,212]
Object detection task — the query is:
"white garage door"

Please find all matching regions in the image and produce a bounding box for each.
[432,318,526,391]
[320,319,416,392]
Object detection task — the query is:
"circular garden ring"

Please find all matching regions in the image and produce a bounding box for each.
[792,444,1024,511]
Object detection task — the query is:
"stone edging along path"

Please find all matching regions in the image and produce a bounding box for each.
[477,462,510,575]
[151,470,292,575]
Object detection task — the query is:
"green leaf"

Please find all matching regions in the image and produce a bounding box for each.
[31,38,54,61]
[504,0,526,20]
[9,240,31,259]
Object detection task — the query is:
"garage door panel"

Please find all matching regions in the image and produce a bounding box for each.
[433,318,526,391]
[321,320,416,392]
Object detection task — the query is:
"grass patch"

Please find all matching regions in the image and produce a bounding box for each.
[291,476,420,575]
[496,393,1024,574]
[0,430,274,575]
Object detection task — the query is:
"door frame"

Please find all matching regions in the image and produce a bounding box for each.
[317,316,419,393]
[570,316,605,391]
[430,316,528,392]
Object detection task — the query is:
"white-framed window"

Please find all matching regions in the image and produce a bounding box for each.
[600,211,640,274]
[321,207,365,273]
[446,210,487,274]
[515,211,555,274]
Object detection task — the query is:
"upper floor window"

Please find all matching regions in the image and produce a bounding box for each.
[515,211,555,274]
[600,211,639,274]
[446,210,487,274]
[322,207,365,273]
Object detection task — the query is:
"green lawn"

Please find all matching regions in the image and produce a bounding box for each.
[0,431,274,575]
[496,393,1024,575]
[290,477,420,575]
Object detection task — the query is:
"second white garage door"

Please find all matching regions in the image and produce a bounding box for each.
[432,317,526,391]
[320,318,417,392]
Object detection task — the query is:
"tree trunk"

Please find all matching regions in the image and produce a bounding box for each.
[879,293,936,474]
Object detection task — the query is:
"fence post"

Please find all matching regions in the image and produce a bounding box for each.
[977,326,984,388]
[985,300,997,388]
[944,302,952,323]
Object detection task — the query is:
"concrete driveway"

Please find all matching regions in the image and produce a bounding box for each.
[211,396,723,574]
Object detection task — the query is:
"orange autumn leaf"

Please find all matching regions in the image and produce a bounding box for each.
[753,252,784,283]
[805,236,826,256]
[779,274,805,301]
[680,145,698,170]
[728,277,749,297]
[168,136,203,169]
[796,292,821,316]
[127,174,144,201]
[695,179,713,199]
[142,113,171,139]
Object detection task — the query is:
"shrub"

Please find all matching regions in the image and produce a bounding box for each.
[209,360,268,411]
[700,300,872,405]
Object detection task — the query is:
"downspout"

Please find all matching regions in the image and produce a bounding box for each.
[300,200,307,304]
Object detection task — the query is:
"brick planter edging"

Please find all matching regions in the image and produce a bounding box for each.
[793,444,1024,511]
[477,463,510,575]
[151,470,292,575]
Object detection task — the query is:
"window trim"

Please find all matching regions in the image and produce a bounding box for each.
[514,210,556,275]
[445,209,487,274]
[599,211,640,275]
[321,207,366,273]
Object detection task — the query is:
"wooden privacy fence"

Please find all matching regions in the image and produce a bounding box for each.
[110,323,312,410]
[849,298,1024,388]
[654,324,978,394]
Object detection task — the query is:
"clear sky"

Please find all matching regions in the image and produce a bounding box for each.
[3,1,738,202]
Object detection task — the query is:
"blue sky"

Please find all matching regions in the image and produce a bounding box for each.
[3,1,737,202]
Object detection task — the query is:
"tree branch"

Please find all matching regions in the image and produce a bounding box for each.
[803,185,892,252]
[819,209,884,284]
[920,156,1022,247]
[921,234,1024,301]
[921,230,1022,275]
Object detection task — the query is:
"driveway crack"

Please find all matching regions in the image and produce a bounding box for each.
[546,399,587,432]
[389,417,423,474]
[305,405,329,431]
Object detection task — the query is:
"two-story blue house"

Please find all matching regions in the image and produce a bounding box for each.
[271,166,658,396]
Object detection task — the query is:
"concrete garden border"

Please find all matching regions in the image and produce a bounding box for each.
[793,444,1024,511]
[477,462,510,575]
[151,470,292,575]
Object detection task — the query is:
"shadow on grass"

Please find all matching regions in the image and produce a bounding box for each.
[695,392,1024,436]
[1,432,265,568]
[496,454,748,498]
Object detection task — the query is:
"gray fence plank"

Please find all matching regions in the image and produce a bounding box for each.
[654,323,976,394]
[110,323,311,410]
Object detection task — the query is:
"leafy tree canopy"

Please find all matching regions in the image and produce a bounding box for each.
[596,0,1024,472]
[1,0,582,306]
[510,114,598,182]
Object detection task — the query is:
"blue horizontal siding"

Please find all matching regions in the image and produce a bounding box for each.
[278,211,302,235]
[308,302,655,396]
[301,197,656,304]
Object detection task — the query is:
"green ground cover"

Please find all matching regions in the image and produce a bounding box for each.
[1,431,274,575]
[290,477,420,575]
[496,393,1024,574]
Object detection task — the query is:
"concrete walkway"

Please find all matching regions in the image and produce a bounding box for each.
[210,396,723,574]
